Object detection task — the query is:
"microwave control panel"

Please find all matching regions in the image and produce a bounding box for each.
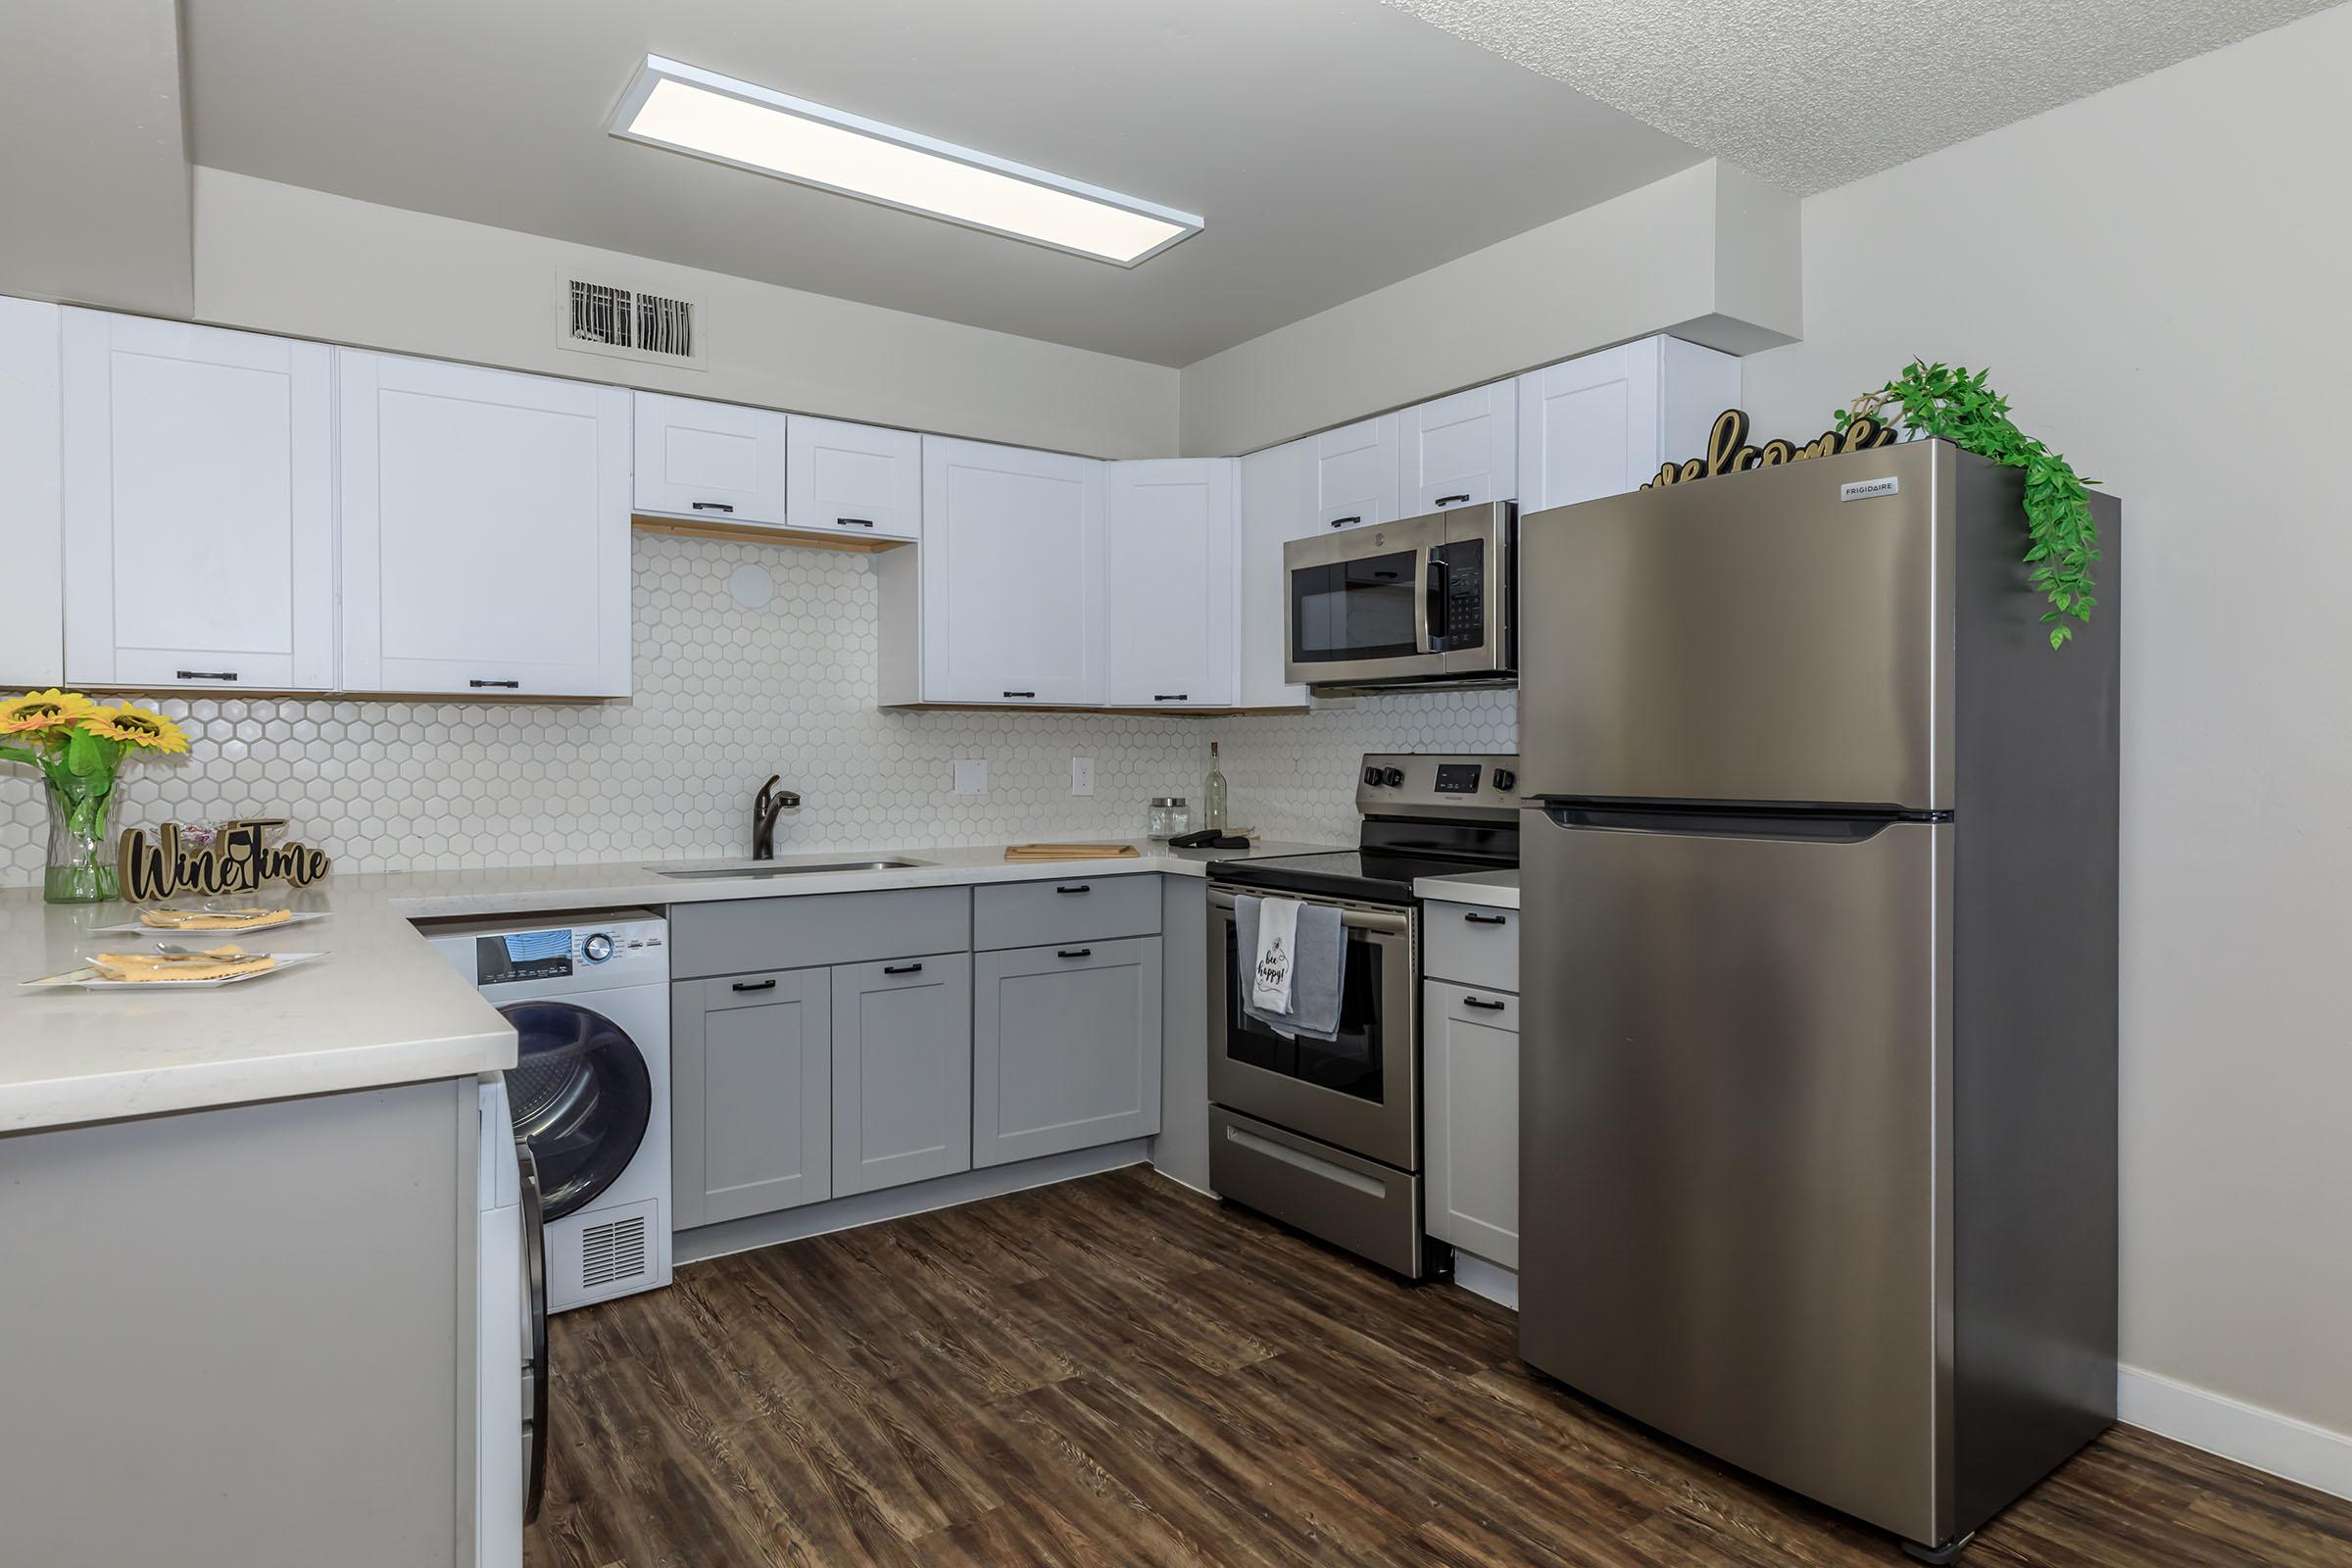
[1433,539,1487,650]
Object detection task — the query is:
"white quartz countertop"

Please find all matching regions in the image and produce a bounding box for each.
[1412,868,1521,910]
[0,837,1332,1134]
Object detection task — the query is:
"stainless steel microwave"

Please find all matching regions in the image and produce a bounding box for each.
[1283,501,1515,691]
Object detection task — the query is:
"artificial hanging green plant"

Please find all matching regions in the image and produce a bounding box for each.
[1835,363,2100,650]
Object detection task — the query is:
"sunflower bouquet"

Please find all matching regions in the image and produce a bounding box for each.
[0,690,189,903]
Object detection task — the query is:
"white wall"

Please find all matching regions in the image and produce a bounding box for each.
[191,170,1179,460]
[1177,160,1799,456]
[1739,3,2352,1455]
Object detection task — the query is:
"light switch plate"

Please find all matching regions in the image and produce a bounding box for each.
[954,759,988,796]
[1070,757,1095,796]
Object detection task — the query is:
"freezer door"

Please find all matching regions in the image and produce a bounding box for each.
[1518,440,1954,810]
[1518,807,1954,1548]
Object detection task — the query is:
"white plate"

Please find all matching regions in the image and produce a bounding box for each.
[86,910,331,936]
[22,952,329,991]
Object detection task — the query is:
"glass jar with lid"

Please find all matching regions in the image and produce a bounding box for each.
[1148,797,1192,839]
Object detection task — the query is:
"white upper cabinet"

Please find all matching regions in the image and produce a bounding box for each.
[1237,437,1314,710]
[632,392,787,526]
[339,352,631,698]
[0,298,63,688]
[62,311,336,691]
[787,416,922,542]
[1517,336,1740,514]
[1398,379,1517,512]
[905,437,1106,706]
[1306,414,1399,532]
[1105,459,1236,710]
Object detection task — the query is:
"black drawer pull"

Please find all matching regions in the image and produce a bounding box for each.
[469,678,520,690]
[175,669,238,682]
[1435,493,1472,507]
[882,961,924,975]
[1152,694,1189,703]
[731,978,777,993]
[690,500,735,513]
[836,516,875,528]
[1056,948,1093,959]
[1463,996,1507,1011]
[1464,911,1509,925]
[1327,514,1361,529]
[1054,884,1092,895]
[1003,690,1036,699]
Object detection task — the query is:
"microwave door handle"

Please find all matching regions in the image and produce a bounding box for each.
[1424,549,1449,653]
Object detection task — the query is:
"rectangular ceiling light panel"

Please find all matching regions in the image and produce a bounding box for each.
[610,56,1201,267]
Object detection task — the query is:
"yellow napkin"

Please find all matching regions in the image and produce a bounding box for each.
[139,907,295,932]
[90,946,277,982]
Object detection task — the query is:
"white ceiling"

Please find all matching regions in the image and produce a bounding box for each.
[180,0,1709,366]
[1381,0,2345,194]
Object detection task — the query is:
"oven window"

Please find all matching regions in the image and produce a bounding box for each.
[1222,918,1386,1101]
[1292,551,1419,664]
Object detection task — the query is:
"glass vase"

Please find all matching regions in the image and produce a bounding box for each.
[44,767,121,904]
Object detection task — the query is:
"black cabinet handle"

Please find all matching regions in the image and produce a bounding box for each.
[1464,996,1507,1011]
[1464,911,1509,925]
[731,978,777,993]
[1054,883,1091,895]
[175,669,238,682]
[836,516,875,528]
[1056,948,1093,959]
[1327,514,1361,529]
[690,500,735,513]
[1152,694,1189,703]
[469,678,521,690]
[1003,690,1036,699]
[882,961,924,975]
[1435,493,1472,507]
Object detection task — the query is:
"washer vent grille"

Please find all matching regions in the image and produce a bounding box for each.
[579,1212,650,1289]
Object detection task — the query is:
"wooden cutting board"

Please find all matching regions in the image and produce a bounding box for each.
[1003,842,1143,861]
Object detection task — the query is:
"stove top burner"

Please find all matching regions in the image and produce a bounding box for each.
[1209,848,1506,905]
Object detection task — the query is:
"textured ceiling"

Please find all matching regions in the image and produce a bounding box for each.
[1381,0,2344,193]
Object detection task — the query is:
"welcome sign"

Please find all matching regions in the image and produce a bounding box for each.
[1643,408,1900,489]
[117,817,332,903]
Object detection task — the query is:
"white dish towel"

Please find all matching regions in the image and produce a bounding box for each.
[1250,896,1301,1013]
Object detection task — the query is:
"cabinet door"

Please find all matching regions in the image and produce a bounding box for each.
[1307,414,1398,531]
[1236,437,1313,710]
[633,392,787,525]
[340,352,631,697]
[973,937,1161,1166]
[1516,342,1661,513]
[62,311,335,690]
[671,969,832,1228]
[788,415,921,542]
[0,298,62,687]
[830,954,973,1195]
[920,437,1106,706]
[1106,459,1236,709]
[1423,980,1519,1267]
[1398,379,1517,512]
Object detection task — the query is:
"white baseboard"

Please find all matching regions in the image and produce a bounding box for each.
[2120,1365,2352,1501]
[1450,1251,1519,1310]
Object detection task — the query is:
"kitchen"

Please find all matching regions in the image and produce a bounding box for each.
[2,3,2348,1565]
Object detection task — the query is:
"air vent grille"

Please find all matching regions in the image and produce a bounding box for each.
[635,291,695,359]
[579,1212,649,1289]
[557,270,705,368]
[567,279,636,349]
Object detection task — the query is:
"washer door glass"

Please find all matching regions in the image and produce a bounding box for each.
[500,1001,653,1222]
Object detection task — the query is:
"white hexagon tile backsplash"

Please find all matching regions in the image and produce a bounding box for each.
[0,533,1520,887]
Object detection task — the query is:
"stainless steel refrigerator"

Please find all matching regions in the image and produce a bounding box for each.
[1516,439,2120,1561]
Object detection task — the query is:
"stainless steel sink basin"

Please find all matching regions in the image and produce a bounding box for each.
[649,858,930,879]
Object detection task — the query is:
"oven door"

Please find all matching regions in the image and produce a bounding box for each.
[1207,887,1419,1169]
[1284,513,1446,686]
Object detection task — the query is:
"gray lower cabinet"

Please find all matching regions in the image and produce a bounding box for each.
[671,967,833,1228]
[831,953,974,1196]
[1422,978,1520,1266]
[973,936,1163,1166]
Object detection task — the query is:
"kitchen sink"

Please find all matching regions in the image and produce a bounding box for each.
[650,858,931,879]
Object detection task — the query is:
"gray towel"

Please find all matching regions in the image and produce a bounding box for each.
[1236,895,1345,1041]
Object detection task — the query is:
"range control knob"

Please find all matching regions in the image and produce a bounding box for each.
[1363,766,1383,786]
[582,932,614,964]
[1493,768,1517,793]
[1381,767,1405,787]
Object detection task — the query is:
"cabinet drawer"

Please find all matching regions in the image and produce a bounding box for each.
[1423,900,1519,992]
[973,874,1159,952]
[670,888,970,979]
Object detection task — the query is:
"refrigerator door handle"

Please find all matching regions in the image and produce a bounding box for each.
[1536,801,1942,842]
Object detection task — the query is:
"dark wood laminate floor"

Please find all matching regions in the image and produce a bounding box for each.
[524,1167,2352,1567]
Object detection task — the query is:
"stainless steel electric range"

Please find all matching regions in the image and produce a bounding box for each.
[1204,753,1520,1277]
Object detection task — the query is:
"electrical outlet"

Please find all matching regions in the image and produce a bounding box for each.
[1070,757,1095,797]
[954,759,988,796]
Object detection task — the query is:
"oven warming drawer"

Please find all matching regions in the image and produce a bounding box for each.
[1209,1106,1431,1278]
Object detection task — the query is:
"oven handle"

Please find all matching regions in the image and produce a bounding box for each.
[1206,887,1410,936]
